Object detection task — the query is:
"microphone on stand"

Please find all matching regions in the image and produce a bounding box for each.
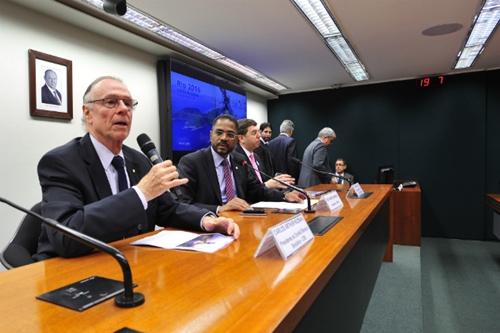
[0,196,144,308]
[239,160,315,213]
[292,157,352,186]
[137,133,183,200]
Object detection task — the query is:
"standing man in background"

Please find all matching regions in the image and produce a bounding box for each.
[297,127,337,188]
[268,119,300,179]
[259,122,273,143]
[333,158,354,185]
[254,122,275,177]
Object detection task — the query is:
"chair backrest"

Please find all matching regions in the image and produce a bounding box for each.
[0,202,42,269]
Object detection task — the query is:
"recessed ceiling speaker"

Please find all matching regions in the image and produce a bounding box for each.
[422,23,463,36]
[103,0,127,16]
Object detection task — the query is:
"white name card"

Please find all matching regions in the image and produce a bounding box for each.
[319,190,344,211]
[351,182,365,197]
[254,214,314,260]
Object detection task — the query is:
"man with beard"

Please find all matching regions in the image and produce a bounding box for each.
[254,122,274,177]
[177,114,304,214]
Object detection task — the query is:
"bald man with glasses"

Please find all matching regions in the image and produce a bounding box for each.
[35,76,239,260]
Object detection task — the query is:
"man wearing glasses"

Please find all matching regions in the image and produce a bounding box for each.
[333,158,354,185]
[35,76,239,260]
[177,114,303,214]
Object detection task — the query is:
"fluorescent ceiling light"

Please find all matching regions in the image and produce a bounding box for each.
[292,0,369,81]
[454,0,500,69]
[81,0,287,91]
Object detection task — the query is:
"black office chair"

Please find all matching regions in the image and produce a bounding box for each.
[0,202,42,269]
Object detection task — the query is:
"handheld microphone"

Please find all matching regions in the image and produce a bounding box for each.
[292,157,352,186]
[239,160,315,213]
[137,133,183,199]
[137,133,162,165]
[0,196,144,308]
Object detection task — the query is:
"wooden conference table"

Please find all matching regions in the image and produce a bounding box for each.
[0,184,391,332]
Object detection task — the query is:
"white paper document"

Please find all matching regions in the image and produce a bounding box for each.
[251,199,319,210]
[130,230,235,253]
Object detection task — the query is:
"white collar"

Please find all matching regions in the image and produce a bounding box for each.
[89,134,124,170]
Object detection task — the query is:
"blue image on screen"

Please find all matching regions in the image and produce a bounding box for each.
[171,71,247,151]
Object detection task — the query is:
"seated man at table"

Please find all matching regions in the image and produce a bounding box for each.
[332,158,354,185]
[34,76,239,260]
[177,114,304,214]
[235,118,294,189]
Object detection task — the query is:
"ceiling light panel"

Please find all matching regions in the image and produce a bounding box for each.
[454,0,500,69]
[291,0,369,81]
[80,0,287,91]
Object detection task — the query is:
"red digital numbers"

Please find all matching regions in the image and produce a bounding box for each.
[420,77,431,87]
[419,75,445,88]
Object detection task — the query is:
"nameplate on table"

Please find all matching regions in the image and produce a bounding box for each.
[254,214,314,260]
[348,183,373,199]
[316,190,343,211]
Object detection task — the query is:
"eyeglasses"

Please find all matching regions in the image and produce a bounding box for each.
[213,129,237,139]
[86,97,138,110]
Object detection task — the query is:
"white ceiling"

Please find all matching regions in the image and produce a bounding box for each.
[10,0,500,96]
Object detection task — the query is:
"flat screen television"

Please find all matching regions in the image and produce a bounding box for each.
[157,59,247,162]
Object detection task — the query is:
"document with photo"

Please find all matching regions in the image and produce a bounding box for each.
[131,230,235,253]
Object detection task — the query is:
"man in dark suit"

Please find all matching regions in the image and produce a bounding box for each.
[35,76,239,260]
[177,115,304,214]
[333,158,354,185]
[298,127,337,188]
[267,119,300,179]
[41,69,62,105]
[254,122,275,177]
[235,119,294,189]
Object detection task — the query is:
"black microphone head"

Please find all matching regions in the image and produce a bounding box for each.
[137,133,155,154]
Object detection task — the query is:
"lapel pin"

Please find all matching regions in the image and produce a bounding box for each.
[132,169,136,173]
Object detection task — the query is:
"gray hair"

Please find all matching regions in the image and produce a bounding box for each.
[82,76,124,103]
[279,119,295,134]
[81,76,124,127]
[318,127,336,138]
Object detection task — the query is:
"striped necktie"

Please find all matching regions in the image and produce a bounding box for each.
[222,158,236,202]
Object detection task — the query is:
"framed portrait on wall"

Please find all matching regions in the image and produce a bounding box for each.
[29,49,73,120]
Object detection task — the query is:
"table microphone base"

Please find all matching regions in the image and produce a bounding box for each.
[115,292,145,308]
[304,209,316,213]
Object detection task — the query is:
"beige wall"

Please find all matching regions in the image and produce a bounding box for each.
[0,1,268,262]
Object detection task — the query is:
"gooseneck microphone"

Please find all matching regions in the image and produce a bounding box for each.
[292,157,352,186]
[0,196,144,308]
[137,133,183,199]
[239,160,315,213]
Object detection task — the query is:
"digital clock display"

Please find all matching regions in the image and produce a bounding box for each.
[417,75,445,88]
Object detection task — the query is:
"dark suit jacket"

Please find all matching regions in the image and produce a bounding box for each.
[298,138,333,188]
[35,133,208,260]
[254,139,275,179]
[177,147,284,213]
[41,84,62,105]
[267,134,300,179]
[335,172,354,184]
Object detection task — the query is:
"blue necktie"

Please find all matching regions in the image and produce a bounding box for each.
[111,156,128,192]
